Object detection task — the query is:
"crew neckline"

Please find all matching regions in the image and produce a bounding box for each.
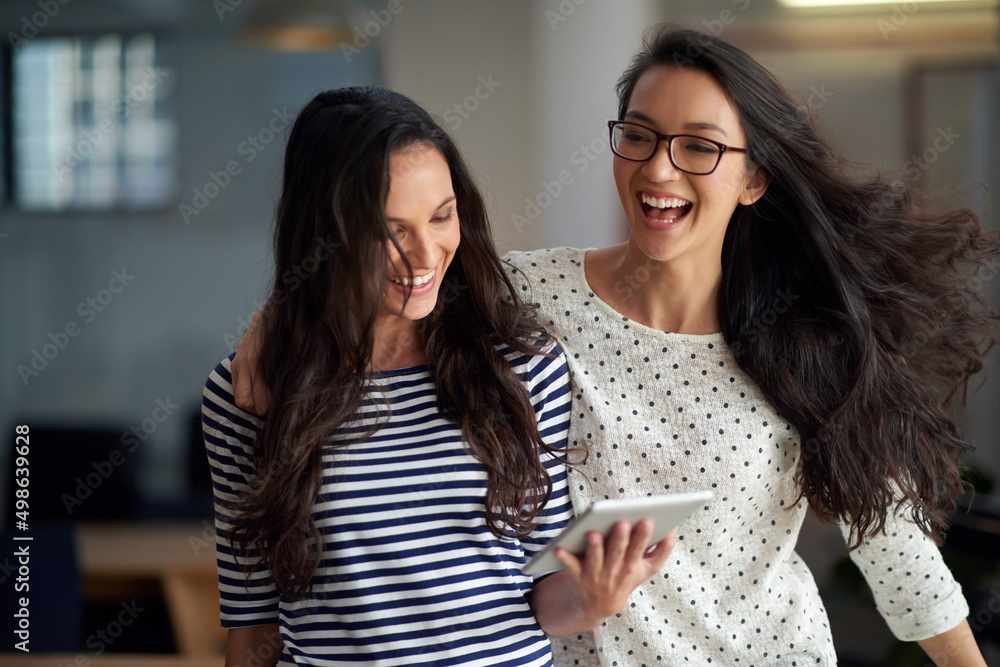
[568,247,726,344]
[367,364,429,379]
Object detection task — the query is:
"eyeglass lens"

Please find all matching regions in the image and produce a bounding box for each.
[611,123,722,174]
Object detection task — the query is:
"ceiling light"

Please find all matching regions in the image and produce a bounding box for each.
[239,0,366,52]
[778,0,992,7]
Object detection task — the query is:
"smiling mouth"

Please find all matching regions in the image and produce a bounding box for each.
[388,269,437,295]
[389,270,435,287]
[640,193,692,224]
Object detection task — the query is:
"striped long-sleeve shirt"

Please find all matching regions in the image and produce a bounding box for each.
[203,346,573,666]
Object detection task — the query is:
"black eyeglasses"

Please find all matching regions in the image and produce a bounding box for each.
[608,120,748,175]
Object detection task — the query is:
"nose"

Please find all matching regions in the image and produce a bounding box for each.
[641,139,681,182]
[398,227,436,270]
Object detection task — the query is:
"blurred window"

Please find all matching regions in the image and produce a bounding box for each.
[1,46,9,203]
[12,32,176,211]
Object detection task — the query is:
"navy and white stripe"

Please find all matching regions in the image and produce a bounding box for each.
[203,345,572,666]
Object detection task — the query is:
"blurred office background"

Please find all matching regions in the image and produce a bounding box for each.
[0,0,997,664]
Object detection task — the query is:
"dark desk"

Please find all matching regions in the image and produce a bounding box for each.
[75,522,226,656]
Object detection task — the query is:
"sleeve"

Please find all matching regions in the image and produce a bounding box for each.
[202,355,281,628]
[514,342,575,577]
[839,503,969,641]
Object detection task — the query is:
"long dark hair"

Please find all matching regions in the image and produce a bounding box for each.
[229,87,554,596]
[617,27,1000,549]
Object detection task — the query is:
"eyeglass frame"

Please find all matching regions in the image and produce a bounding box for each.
[607,120,748,175]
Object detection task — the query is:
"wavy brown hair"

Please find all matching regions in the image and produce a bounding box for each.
[228,87,556,597]
[617,27,1000,549]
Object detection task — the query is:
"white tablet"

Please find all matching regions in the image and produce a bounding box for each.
[523,490,713,576]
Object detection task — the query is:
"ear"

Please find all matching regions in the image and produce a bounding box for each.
[738,165,771,206]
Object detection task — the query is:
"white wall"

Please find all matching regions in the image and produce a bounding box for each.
[382,0,658,254]
[524,0,656,252]
[381,0,537,254]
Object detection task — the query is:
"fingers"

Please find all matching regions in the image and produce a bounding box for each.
[554,546,584,580]
[232,306,271,415]
[622,518,655,563]
[557,521,672,623]
[230,361,247,405]
[555,526,612,580]
[642,528,677,571]
[600,521,631,570]
[661,528,678,553]
[560,521,673,580]
[248,378,273,416]
[232,363,269,415]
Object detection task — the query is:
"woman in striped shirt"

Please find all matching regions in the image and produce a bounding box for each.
[204,87,675,666]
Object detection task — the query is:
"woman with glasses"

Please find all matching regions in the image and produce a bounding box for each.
[231,29,996,666]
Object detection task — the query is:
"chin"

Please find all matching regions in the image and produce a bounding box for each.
[629,229,686,262]
[402,301,437,321]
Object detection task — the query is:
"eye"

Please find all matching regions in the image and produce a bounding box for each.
[681,138,720,155]
[432,209,454,223]
[623,130,652,144]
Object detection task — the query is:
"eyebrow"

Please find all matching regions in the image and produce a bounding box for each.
[684,121,728,137]
[623,111,729,138]
[386,195,456,222]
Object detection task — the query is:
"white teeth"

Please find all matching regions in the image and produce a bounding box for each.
[390,271,434,287]
[641,193,689,209]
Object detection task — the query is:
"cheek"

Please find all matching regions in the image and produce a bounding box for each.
[385,247,402,271]
[446,223,461,257]
[439,224,461,271]
[706,169,747,208]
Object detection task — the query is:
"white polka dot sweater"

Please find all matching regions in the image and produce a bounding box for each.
[505,248,969,667]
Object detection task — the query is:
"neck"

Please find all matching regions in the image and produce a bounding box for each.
[597,241,722,334]
[372,316,426,372]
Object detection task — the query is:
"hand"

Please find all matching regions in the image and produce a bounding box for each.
[231,305,271,416]
[555,520,676,625]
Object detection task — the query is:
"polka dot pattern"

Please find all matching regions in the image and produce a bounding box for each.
[505,248,969,666]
